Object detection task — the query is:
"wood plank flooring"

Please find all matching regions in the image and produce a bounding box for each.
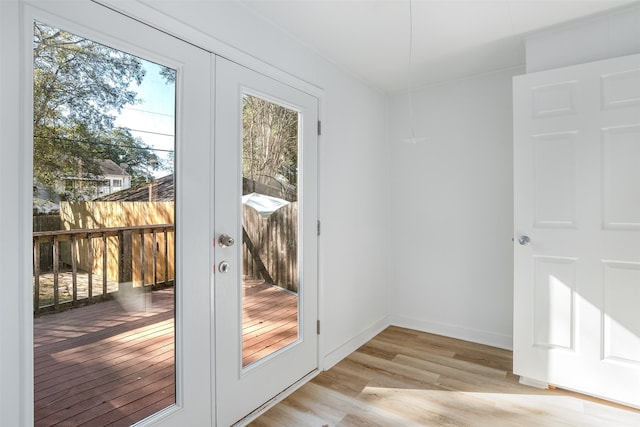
[34,282,298,426]
[250,326,640,427]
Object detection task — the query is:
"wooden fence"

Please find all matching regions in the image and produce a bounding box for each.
[60,201,174,284]
[242,203,298,293]
[30,201,175,315]
[33,199,296,314]
[33,224,174,314]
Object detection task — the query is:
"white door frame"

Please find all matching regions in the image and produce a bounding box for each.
[0,1,30,424]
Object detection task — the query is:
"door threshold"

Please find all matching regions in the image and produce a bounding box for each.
[233,369,320,426]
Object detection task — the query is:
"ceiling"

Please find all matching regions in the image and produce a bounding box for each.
[239,0,638,93]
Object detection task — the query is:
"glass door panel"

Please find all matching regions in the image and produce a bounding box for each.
[32,20,177,426]
[25,0,216,419]
[241,94,300,367]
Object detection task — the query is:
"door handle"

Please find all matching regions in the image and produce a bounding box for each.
[518,235,531,246]
[218,234,235,247]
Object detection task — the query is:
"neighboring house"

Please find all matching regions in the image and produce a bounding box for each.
[99,173,173,202]
[33,159,131,212]
[61,158,131,199]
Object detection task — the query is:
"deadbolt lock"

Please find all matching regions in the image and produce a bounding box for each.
[218,261,230,273]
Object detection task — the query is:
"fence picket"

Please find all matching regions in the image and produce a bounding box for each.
[242,203,298,292]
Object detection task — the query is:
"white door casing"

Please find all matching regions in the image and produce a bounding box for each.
[514,53,640,408]
[214,56,319,426]
[9,1,213,424]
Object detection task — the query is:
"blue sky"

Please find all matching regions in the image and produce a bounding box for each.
[115,60,175,177]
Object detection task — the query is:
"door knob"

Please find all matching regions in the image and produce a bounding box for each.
[218,234,235,247]
[518,235,531,246]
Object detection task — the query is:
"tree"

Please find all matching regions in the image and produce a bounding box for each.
[33,21,162,199]
[242,95,299,201]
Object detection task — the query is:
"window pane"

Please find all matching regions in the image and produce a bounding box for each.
[32,21,177,425]
[241,94,300,367]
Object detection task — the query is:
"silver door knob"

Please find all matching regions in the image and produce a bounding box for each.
[518,235,531,246]
[218,234,235,247]
[218,261,230,273]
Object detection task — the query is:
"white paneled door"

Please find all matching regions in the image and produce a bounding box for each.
[514,53,640,408]
[214,57,319,426]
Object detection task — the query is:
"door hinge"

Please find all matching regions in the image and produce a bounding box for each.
[317,120,322,136]
[317,220,321,236]
[317,320,321,335]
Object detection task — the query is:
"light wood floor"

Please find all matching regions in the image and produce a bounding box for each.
[250,326,640,427]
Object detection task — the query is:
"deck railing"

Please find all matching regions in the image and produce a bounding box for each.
[33,224,174,315]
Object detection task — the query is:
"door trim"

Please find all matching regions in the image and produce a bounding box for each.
[0,1,31,423]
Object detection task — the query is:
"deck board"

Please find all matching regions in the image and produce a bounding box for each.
[34,282,298,426]
[242,279,298,366]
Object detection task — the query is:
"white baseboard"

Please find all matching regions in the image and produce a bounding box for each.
[389,315,513,350]
[321,316,390,370]
[519,376,550,390]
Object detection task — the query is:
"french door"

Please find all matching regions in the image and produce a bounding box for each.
[214,57,319,426]
[514,53,640,408]
[24,1,213,425]
[5,2,320,425]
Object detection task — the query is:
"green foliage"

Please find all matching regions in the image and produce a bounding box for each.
[159,66,176,84]
[33,21,161,198]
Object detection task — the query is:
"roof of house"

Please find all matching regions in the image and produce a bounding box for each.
[98,174,293,203]
[98,174,174,202]
[99,159,129,176]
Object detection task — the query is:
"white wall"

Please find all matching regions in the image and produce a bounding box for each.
[315,65,390,366]
[387,67,522,350]
[385,1,640,351]
[526,3,640,73]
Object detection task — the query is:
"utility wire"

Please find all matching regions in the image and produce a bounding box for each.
[122,106,175,118]
[125,128,174,138]
[34,133,174,153]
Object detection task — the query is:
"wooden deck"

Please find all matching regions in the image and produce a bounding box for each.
[242,278,298,366]
[34,282,298,426]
